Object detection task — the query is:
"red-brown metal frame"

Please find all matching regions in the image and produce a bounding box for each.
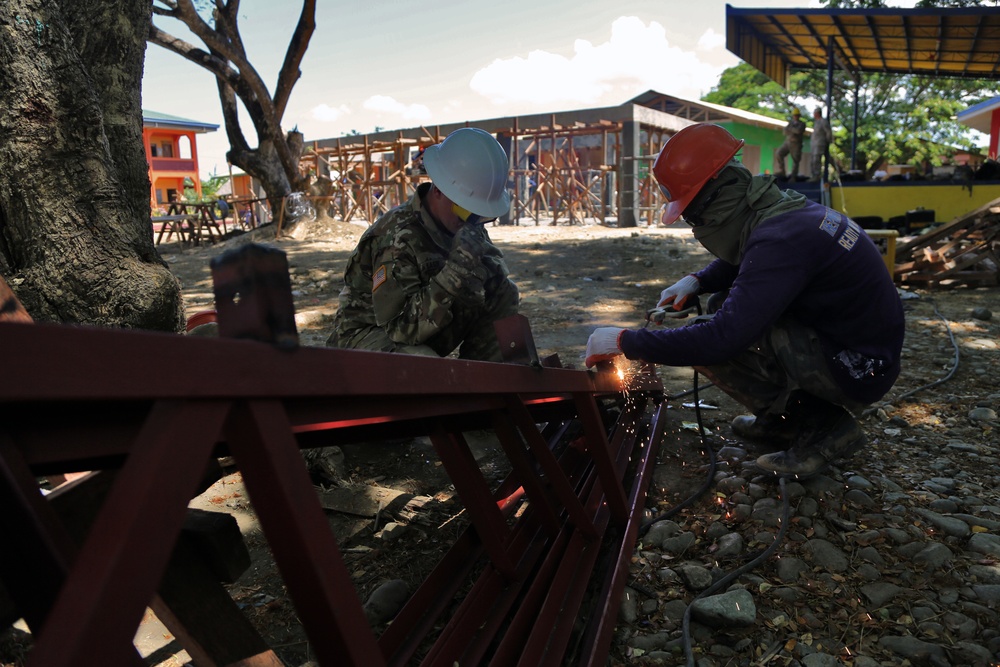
[0,320,664,666]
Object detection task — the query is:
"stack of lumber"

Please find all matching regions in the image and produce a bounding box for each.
[894,196,1000,287]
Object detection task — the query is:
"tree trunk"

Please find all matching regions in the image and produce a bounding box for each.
[228,132,313,235]
[149,1,316,239]
[309,176,336,222]
[0,0,183,330]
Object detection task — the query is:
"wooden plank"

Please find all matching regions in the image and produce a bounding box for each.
[152,215,196,222]
[151,538,282,667]
[895,198,1000,255]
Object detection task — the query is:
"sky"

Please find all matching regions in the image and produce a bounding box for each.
[141,0,919,180]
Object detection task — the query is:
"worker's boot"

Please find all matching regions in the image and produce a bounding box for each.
[731,413,799,445]
[755,402,866,478]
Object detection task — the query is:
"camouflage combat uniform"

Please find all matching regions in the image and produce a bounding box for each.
[328,183,518,361]
[774,116,807,178]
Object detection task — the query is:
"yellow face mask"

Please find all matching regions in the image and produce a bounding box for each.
[452,203,496,226]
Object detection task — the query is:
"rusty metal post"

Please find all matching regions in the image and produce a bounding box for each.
[210,243,299,348]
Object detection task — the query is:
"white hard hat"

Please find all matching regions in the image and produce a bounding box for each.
[423,128,511,218]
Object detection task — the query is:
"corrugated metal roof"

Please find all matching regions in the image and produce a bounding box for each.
[142,109,219,133]
[726,6,1000,88]
[626,90,788,130]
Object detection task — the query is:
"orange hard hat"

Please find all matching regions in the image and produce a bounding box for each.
[653,123,745,225]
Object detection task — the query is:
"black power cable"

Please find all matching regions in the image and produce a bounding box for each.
[631,292,962,666]
[894,298,960,403]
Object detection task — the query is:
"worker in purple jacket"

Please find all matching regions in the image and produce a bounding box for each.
[586,123,904,478]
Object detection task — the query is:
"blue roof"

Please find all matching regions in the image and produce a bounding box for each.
[142,109,218,133]
[957,96,1000,135]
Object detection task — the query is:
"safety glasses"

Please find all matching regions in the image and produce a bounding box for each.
[452,203,496,226]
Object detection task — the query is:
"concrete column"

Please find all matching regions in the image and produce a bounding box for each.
[619,121,640,228]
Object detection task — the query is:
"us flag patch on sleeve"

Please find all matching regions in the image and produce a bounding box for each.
[372,264,387,292]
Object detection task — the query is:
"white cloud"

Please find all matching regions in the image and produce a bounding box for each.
[362,95,432,122]
[469,16,734,109]
[312,103,350,122]
[697,28,726,51]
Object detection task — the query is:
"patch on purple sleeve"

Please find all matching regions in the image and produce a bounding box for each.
[819,211,840,237]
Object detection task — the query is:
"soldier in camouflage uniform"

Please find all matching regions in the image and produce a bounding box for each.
[774,107,806,180]
[328,128,518,362]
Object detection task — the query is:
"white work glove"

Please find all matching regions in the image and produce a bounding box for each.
[585,327,626,368]
[657,274,700,311]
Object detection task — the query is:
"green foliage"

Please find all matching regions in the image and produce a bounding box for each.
[705,0,1000,176]
[702,63,790,119]
[792,69,998,175]
[182,172,229,203]
[200,172,229,200]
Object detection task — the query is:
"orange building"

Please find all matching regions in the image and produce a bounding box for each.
[143,110,218,209]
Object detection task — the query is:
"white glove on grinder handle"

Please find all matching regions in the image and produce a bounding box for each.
[657,274,700,310]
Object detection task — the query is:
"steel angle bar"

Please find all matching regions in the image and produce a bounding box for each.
[381,417,589,666]
[224,400,383,667]
[0,322,625,403]
[0,435,78,633]
[572,394,630,524]
[26,399,229,666]
[378,519,491,665]
[417,516,556,667]
[429,397,654,667]
[509,397,650,667]
[487,457,602,667]
[378,461,550,667]
[489,410,563,535]
[504,396,597,539]
[429,428,516,579]
[578,399,667,667]
[417,435,598,666]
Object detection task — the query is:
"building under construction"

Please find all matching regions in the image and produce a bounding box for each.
[300,91,788,228]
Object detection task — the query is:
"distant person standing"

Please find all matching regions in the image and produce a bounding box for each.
[774,108,806,180]
[809,107,833,182]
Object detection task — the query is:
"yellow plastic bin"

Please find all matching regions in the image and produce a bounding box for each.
[864,229,898,276]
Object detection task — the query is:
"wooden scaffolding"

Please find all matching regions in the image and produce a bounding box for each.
[299,112,680,228]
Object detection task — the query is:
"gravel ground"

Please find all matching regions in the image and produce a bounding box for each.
[173,216,1000,666]
[4,214,995,666]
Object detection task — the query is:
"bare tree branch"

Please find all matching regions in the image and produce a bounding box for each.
[147,0,315,218]
[216,77,250,155]
[274,0,316,120]
[147,24,241,93]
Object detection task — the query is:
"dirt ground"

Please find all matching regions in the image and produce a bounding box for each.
[158,216,723,665]
[3,211,996,666]
[153,212,998,666]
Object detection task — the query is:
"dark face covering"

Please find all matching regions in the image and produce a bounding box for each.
[689,162,809,265]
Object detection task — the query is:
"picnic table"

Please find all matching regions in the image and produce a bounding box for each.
[154,201,225,246]
[225,196,267,230]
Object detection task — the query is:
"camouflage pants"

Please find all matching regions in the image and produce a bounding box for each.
[338,278,519,362]
[693,315,867,418]
[774,141,803,178]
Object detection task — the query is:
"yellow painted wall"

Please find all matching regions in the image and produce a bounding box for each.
[831,182,1000,223]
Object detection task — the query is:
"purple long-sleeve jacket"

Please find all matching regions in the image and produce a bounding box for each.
[619,202,904,404]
